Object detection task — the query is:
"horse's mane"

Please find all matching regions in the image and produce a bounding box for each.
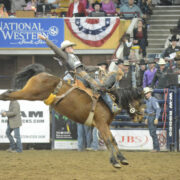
[111,87,143,110]
[12,63,46,89]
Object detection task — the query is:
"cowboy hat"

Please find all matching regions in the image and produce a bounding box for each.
[169,35,179,42]
[158,58,166,65]
[92,1,102,9]
[143,87,153,94]
[61,40,76,50]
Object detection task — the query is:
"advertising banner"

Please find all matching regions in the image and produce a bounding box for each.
[0,90,50,143]
[0,18,131,50]
[52,111,77,149]
[98,129,167,150]
[110,129,167,150]
[0,18,64,48]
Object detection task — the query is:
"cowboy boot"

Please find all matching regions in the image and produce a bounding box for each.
[101,92,121,115]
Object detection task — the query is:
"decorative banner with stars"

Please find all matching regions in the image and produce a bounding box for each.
[65,17,120,47]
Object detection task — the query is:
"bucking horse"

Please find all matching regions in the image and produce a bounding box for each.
[0,64,145,168]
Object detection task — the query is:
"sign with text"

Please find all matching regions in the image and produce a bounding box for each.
[0,18,64,48]
[111,129,167,150]
[0,90,50,143]
[52,111,77,149]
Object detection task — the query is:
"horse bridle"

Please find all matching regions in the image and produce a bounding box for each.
[129,103,144,116]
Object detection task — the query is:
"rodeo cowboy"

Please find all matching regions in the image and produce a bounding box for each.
[38,35,102,92]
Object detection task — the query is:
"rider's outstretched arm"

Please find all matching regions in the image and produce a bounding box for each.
[38,35,68,61]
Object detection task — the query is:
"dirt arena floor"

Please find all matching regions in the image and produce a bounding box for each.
[0,150,180,180]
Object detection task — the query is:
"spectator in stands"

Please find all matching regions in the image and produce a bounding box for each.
[136,59,147,87]
[154,53,160,69]
[170,18,180,35]
[121,33,132,59]
[67,0,87,17]
[2,100,23,153]
[80,0,88,9]
[10,0,26,14]
[89,1,107,17]
[120,0,128,6]
[151,58,172,89]
[119,60,132,88]
[101,0,116,16]
[150,58,171,99]
[144,87,160,152]
[99,59,123,114]
[77,123,92,151]
[112,0,120,8]
[0,3,8,17]
[164,34,180,49]
[86,0,95,14]
[162,35,180,59]
[101,59,124,89]
[24,0,37,12]
[143,58,157,87]
[120,0,144,19]
[133,19,148,58]
[140,0,152,18]
[45,0,60,8]
[0,0,11,13]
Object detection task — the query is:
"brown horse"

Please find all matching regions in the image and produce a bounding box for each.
[0,64,145,168]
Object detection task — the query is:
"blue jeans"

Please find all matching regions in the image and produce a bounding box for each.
[148,116,160,151]
[6,123,22,152]
[91,127,99,150]
[77,123,92,151]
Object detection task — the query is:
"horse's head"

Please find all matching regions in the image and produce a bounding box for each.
[111,87,145,123]
[128,98,146,123]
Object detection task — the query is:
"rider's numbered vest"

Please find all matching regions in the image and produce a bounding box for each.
[67,54,82,70]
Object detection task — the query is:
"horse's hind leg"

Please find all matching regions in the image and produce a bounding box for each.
[0,73,59,101]
[96,123,121,168]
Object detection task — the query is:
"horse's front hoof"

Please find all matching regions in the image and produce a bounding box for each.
[120,159,129,165]
[113,163,121,168]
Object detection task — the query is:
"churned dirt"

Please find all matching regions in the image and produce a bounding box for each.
[0,150,180,180]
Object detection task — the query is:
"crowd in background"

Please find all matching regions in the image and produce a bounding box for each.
[0,0,174,18]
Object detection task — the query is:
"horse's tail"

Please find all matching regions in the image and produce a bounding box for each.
[12,63,46,89]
